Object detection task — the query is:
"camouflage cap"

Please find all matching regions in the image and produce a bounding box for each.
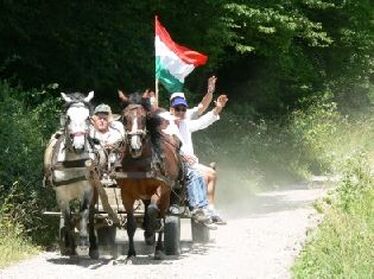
[94,104,112,115]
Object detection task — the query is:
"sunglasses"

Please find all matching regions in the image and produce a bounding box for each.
[174,106,187,112]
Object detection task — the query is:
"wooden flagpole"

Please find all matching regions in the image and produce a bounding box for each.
[155,78,159,108]
[154,15,159,108]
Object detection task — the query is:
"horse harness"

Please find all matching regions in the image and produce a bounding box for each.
[49,133,96,187]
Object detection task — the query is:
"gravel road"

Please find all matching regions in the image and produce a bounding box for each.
[0,181,326,279]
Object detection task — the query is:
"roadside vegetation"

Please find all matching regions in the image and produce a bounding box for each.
[0,82,59,267]
[293,153,374,278]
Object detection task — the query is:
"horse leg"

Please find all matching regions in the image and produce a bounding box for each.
[77,195,90,254]
[154,187,170,260]
[59,209,69,255]
[60,205,76,256]
[123,195,137,260]
[88,189,99,259]
[143,199,156,245]
[125,210,137,260]
[88,204,99,259]
[154,226,165,260]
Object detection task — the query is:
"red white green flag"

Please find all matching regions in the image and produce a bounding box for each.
[155,16,208,93]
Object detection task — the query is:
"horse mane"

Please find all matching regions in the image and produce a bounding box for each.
[120,91,152,112]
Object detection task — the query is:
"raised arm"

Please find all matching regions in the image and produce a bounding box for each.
[213,94,229,116]
[197,75,217,116]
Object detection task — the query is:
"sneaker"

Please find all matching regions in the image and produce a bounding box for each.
[208,208,227,225]
[211,214,227,225]
[191,208,217,230]
[191,208,210,223]
[168,204,180,215]
[201,217,218,230]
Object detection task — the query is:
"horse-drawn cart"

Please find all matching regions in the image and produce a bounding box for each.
[43,176,210,257]
[44,91,211,260]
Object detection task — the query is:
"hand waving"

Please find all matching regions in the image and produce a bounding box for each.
[215,95,228,108]
[207,76,217,95]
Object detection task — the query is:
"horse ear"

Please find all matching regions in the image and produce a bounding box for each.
[143,89,150,98]
[84,91,94,103]
[61,92,73,103]
[118,90,128,102]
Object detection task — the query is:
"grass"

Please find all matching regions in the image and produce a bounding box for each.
[292,155,374,278]
[0,222,40,269]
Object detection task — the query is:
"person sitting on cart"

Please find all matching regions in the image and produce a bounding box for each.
[90,103,125,185]
[156,110,213,227]
[169,86,227,225]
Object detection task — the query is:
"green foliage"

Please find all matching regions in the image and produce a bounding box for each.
[0,1,371,112]
[336,153,374,214]
[288,93,345,174]
[292,153,374,278]
[0,81,60,245]
[0,220,39,268]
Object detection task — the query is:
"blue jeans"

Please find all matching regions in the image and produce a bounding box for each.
[185,167,208,210]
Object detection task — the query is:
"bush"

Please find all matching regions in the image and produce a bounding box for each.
[292,153,374,278]
[0,81,60,245]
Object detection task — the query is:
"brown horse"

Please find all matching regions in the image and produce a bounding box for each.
[115,91,181,261]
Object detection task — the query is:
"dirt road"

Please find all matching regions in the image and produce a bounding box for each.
[0,182,326,279]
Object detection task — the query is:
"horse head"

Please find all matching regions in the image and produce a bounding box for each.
[118,90,152,158]
[61,91,94,153]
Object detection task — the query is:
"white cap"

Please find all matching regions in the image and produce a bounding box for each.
[158,111,177,121]
[170,92,185,100]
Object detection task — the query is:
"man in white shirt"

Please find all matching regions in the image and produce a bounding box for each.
[90,104,125,185]
[169,75,216,121]
[168,93,228,224]
[90,104,125,148]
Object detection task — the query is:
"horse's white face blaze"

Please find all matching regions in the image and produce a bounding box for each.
[130,113,142,156]
[66,105,90,151]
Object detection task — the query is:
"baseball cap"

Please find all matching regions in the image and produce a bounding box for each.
[94,104,111,114]
[171,96,188,108]
[170,92,185,101]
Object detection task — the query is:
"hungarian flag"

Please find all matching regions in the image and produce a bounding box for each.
[155,16,208,93]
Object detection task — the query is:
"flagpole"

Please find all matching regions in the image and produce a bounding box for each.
[154,15,159,108]
[155,78,159,108]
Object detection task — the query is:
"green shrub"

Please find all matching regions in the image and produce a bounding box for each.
[0,81,60,245]
[292,154,374,278]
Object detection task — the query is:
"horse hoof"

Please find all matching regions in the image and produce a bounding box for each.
[61,247,77,256]
[144,232,156,245]
[125,256,135,265]
[89,249,99,260]
[154,250,165,260]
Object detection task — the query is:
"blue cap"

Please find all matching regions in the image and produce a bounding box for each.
[171,96,188,108]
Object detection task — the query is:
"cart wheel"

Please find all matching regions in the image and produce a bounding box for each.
[97,226,117,246]
[164,215,181,255]
[191,220,210,243]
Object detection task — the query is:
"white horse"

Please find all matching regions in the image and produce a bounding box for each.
[48,91,99,259]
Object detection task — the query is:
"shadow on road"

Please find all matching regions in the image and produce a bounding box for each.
[46,239,215,267]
